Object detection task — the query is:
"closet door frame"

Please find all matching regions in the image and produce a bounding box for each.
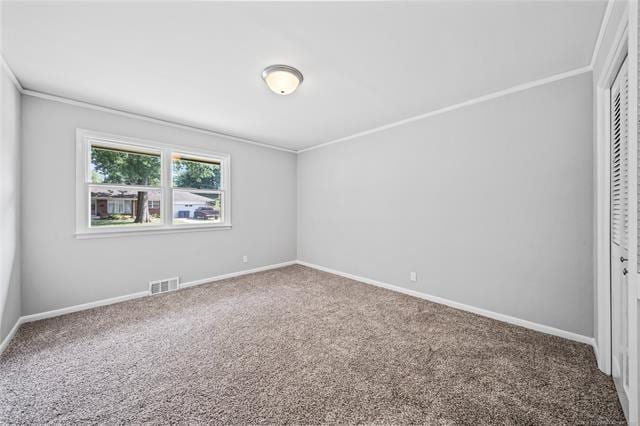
[596,7,638,422]
[596,19,627,378]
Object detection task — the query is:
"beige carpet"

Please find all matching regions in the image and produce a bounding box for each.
[0,265,624,424]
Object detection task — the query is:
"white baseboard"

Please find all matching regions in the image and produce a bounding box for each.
[296,260,596,347]
[20,291,150,324]
[1,260,297,355]
[3,259,595,355]
[179,261,296,289]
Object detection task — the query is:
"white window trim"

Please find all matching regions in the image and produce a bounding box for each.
[75,128,232,238]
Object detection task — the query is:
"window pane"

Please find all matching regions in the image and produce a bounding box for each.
[91,146,161,186]
[172,155,221,190]
[90,186,161,227]
[172,190,222,224]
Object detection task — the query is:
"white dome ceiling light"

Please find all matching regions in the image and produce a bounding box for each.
[262,64,303,96]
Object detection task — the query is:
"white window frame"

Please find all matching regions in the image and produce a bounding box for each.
[75,129,231,238]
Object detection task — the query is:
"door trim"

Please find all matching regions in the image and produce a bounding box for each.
[596,20,628,376]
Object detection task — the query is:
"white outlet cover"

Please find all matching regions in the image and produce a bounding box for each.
[243,255,248,263]
[410,272,417,282]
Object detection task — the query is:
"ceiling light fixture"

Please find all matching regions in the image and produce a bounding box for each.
[262,64,303,95]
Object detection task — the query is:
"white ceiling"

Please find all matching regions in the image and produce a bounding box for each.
[2,1,606,151]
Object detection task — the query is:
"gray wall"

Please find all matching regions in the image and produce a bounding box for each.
[15,68,596,338]
[21,95,297,316]
[0,66,22,341]
[298,72,594,337]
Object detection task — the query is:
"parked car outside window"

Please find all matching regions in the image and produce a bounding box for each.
[193,207,220,220]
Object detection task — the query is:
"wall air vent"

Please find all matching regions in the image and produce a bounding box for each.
[149,277,179,295]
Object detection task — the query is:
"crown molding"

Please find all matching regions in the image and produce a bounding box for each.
[297,0,610,154]
[3,44,597,156]
[21,89,297,153]
[298,65,593,154]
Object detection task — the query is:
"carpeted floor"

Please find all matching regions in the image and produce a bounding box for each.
[0,265,625,424]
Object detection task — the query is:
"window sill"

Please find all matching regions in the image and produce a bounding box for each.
[74,224,232,239]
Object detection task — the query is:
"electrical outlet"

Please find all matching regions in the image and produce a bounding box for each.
[243,255,248,263]
[410,272,417,282]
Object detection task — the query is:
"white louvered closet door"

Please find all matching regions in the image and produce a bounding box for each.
[612,71,629,249]
[611,56,630,420]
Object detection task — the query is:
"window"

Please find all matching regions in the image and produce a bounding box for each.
[88,143,161,228]
[172,154,224,225]
[76,129,231,237]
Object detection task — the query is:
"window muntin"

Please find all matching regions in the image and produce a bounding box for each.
[77,130,231,236]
